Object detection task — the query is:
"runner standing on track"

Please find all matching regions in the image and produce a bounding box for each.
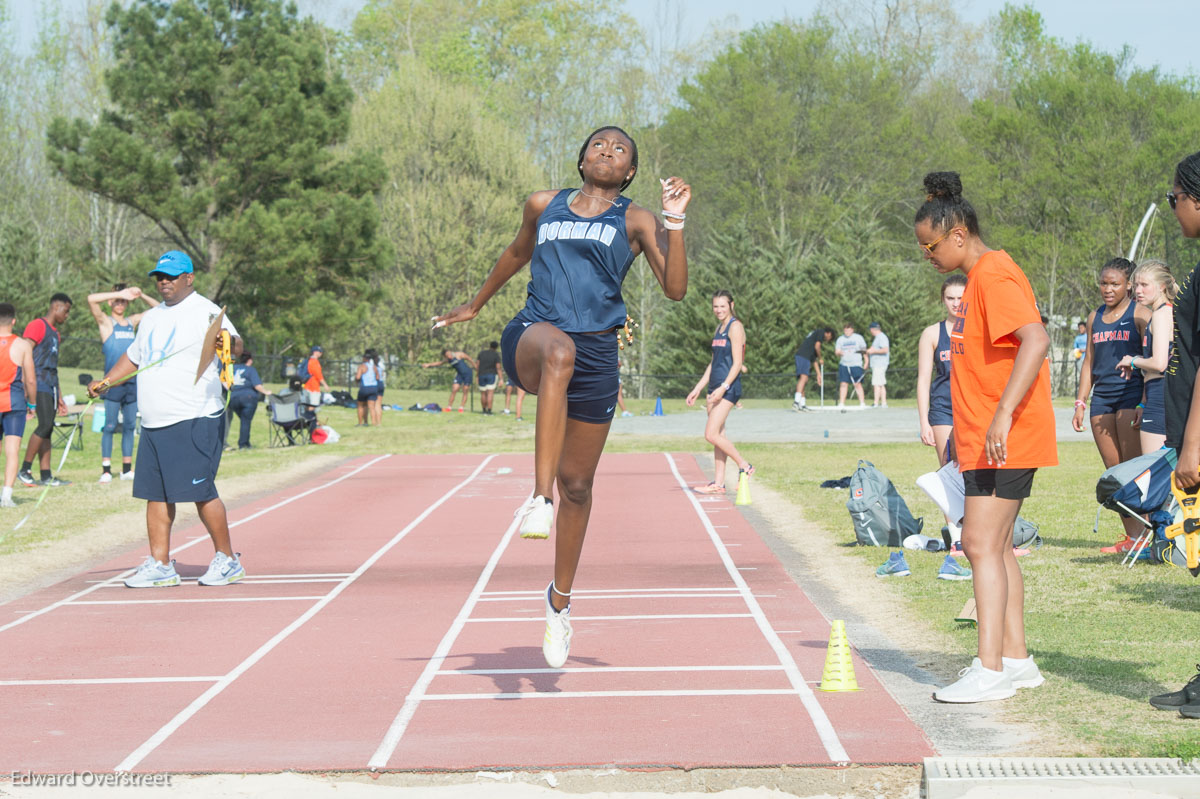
[793,327,832,411]
[687,290,752,494]
[915,171,1056,704]
[421,349,475,413]
[1118,260,1175,455]
[431,125,691,668]
[1072,257,1150,554]
[87,251,245,589]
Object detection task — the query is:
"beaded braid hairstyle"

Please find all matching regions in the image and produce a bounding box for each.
[576,126,638,191]
[1131,259,1179,303]
[914,172,981,236]
[1175,151,1200,199]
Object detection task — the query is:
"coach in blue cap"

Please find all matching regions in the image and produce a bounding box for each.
[88,250,248,589]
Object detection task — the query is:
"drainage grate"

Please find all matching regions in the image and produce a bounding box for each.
[923,757,1200,799]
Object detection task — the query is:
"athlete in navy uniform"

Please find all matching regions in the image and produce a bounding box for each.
[432,126,691,668]
[917,274,966,467]
[420,348,476,412]
[687,290,752,494]
[1072,257,1150,553]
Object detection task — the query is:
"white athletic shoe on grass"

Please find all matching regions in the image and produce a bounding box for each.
[0,496,16,508]
[934,657,1015,703]
[124,556,181,588]
[98,472,112,484]
[515,495,553,539]
[198,551,245,586]
[542,582,572,668]
[120,470,135,481]
[1003,655,1045,689]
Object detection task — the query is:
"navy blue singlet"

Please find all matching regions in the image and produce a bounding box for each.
[516,189,635,333]
[929,321,953,426]
[1142,306,1172,372]
[103,318,137,379]
[1090,300,1142,395]
[709,317,742,394]
[448,356,472,383]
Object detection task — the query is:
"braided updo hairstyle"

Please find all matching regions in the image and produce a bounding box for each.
[1175,151,1200,199]
[914,172,980,237]
[1099,256,1135,282]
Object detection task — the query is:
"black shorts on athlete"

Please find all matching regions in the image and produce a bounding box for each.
[133,415,223,503]
[963,468,1036,501]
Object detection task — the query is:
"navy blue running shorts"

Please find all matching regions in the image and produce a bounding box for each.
[794,355,812,377]
[1,409,26,438]
[1090,382,1142,417]
[838,365,864,384]
[478,374,498,390]
[928,395,953,427]
[709,381,742,406]
[357,387,380,402]
[133,415,223,503]
[502,317,619,424]
[1140,378,1164,435]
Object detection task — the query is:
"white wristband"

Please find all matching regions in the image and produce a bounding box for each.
[663,217,685,230]
[662,210,686,220]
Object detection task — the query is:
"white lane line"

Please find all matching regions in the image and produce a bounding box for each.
[66,596,325,606]
[477,593,742,602]
[88,573,353,584]
[0,455,392,635]
[114,455,495,773]
[480,587,737,596]
[368,513,522,769]
[438,665,786,676]
[1,677,221,687]
[466,614,753,623]
[663,452,850,764]
[423,689,797,700]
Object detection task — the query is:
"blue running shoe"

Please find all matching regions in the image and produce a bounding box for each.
[937,555,973,581]
[875,551,911,578]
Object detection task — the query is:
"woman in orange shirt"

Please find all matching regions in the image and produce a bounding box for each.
[914,172,1057,704]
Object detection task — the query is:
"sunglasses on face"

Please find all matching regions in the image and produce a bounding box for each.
[151,272,185,282]
[1167,190,1194,211]
[919,226,963,255]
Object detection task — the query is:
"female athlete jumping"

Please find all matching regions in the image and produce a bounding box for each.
[431,126,691,668]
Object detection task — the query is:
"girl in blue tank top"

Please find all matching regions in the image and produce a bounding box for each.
[1117,260,1176,454]
[430,126,692,669]
[917,274,966,471]
[420,349,476,412]
[1072,257,1151,552]
[686,290,752,494]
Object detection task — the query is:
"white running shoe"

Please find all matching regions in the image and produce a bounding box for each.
[124,556,181,588]
[98,472,112,484]
[934,657,1015,703]
[1,496,16,508]
[542,582,572,668]
[1003,655,1045,689]
[515,495,553,539]
[120,470,135,481]
[198,551,245,586]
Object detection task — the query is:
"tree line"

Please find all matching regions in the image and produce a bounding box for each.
[1,0,1197,396]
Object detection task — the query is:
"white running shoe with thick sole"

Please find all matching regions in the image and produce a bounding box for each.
[934,657,1015,703]
[120,470,135,481]
[124,556,181,588]
[98,472,112,484]
[542,582,572,668]
[1003,655,1045,689]
[198,551,245,586]
[515,495,553,539]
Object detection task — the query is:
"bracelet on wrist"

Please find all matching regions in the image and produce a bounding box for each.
[662,210,686,220]
[1074,399,1087,408]
[663,217,685,231]
[1136,403,1145,409]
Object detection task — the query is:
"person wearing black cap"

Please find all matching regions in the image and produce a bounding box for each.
[867,321,890,408]
[88,250,245,589]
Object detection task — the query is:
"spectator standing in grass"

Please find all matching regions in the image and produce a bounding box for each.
[87,284,158,483]
[1073,320,1087,387]
[0,303,36,508]
[867,321,890,408]
[914,171,1055,704]
[302,345,328,412]
[227,352,270,449]
[355,350,381,426]
[476,341,503,415]
[18,293,72,488]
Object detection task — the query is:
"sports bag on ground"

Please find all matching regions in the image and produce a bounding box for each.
[846,459,924,547]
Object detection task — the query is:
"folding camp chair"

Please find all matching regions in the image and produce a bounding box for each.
[1094,448,1177,567]
[267,393,316,447]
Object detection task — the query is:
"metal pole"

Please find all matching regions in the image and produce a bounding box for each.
[1127,203,1157,261]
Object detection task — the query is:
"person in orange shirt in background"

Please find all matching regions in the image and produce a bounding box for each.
[302,345,328,412]
[0,303,37,508]
[914,171,1057,705]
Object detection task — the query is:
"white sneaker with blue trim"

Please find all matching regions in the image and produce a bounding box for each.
[124,556,181,588]
[198,551,245,586]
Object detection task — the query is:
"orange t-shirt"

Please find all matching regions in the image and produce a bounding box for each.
[950,250,1057,471]
[304,356,323,392]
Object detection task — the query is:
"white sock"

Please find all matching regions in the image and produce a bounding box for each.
[1002,655,1033,667]
[793,392,802,403]
[1,486,11,502]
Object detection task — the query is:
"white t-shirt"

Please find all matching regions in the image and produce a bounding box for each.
[835,333,867,368]
[125,292,239,428]
[869,332,890,368]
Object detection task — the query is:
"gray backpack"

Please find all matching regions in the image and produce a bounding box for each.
[846,460,924,547]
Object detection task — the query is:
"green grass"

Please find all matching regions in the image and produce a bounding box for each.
[740,440,1200,759]
[7,376,1199,757]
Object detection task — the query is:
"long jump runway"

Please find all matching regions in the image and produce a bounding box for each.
[0,453,934,773]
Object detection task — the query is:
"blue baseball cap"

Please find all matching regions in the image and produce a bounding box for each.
[311,345,323,353]
[149,250,194,277]
[869,321,882,329]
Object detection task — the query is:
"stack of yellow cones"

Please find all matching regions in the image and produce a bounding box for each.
[735,471,752,505]
[818,620,861,692]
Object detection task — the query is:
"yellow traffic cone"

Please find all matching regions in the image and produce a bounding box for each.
[818,620,861,692]
[735,471,752,505]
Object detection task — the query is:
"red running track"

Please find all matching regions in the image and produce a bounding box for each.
[0,452,934,774]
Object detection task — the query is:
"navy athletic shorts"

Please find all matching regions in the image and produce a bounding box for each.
[1,409,26,438]
[1090,382,1142,417]
[502,317,619,424]
[794,355,812,377]
[133,415,223,503]
[710,381,743,406]
[838,365,864,384]
[478,374,498,390]
[928,395,953,427]
[357,387,380,402]
[1140,378,1165,435]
